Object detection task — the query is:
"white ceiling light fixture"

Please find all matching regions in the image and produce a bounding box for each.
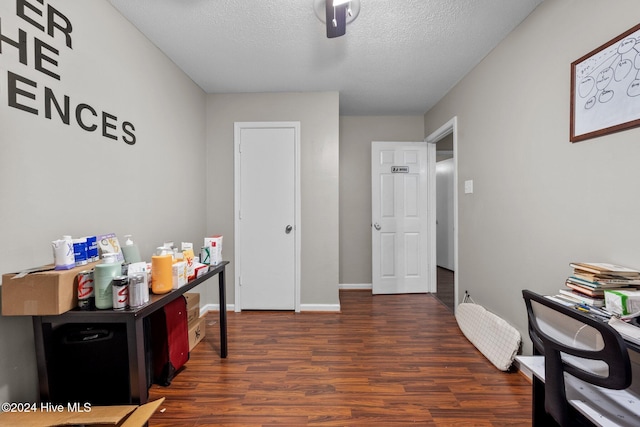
[313,0,361,38]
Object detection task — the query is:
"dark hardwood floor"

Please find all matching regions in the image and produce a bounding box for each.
[148,290,531,426]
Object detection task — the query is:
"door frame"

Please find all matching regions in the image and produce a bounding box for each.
[426,116,459,311]
[233,121,302,312]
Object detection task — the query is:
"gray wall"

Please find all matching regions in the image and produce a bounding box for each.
[0,1,207,402]
[205,92,341,308]
[339,116,425,285]
[424,0,640,354]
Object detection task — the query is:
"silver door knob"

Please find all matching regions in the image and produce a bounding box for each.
[373,223,381,231]
[285,225,293,234]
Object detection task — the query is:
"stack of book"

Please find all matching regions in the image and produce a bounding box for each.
[556,262,640,308]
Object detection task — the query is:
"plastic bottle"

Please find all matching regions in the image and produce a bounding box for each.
[151,254,173,294]
[94,253,122,309]
[122,235,142,264]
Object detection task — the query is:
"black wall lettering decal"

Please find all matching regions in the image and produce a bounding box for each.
[2,0,137,144]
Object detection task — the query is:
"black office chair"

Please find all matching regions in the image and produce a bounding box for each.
[522,289,632,426]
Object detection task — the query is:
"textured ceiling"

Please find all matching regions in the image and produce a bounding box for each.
[108,0,543,115]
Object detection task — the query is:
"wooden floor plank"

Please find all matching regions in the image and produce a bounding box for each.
[148,290,531,426]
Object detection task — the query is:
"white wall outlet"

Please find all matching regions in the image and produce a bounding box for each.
[464,180,474,194]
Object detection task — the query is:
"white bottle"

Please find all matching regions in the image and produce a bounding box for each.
[122,234,142,263]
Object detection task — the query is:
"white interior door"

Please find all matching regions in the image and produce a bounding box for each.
[371,141,429,294]
[234,122,300,310]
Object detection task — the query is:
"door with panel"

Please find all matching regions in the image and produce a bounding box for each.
[235,122,300,310]
[371,141,429,294]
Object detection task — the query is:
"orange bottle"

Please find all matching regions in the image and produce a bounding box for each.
[151,254,173,294]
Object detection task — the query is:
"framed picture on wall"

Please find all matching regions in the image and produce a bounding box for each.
[570,23,640,143]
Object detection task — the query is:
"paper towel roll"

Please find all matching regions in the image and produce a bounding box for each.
[151,254,173,294]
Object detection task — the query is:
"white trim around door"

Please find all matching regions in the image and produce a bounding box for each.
[426,116,459,311]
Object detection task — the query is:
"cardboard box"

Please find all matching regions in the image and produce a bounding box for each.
[187,305,200,325]
[204,235,223,265]
[188,316,206,351]
[172,261,187,290]
[0,397,164,426]
[2,262,99,316]
[194,263,209,278]
[605,289,640,315]
[184,292,200,311]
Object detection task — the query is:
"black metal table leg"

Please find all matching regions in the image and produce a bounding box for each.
[218,268,228,358]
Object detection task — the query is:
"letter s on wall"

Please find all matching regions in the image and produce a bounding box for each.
[122,121,136,145]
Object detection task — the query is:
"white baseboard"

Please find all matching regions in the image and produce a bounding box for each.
[339,283,372,290]
[201,303,341,313]
[201,303,234,315]
[299,303,341,312]
[513,358,533,381]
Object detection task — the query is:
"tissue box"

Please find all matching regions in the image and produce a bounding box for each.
[605,290,640,315]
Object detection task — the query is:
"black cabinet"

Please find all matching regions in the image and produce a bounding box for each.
[49,323,131,405]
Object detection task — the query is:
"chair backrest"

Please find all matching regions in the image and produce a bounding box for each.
[522,289,632,426]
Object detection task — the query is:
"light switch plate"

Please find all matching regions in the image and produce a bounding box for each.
[464,180,474,194]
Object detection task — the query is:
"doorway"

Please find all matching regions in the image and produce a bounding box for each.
[234,122,301,311]
[426,117,458,312]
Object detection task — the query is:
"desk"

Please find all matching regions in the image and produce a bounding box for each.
[518,304,640,427]
[32,261,229,405]
[517,355,640,427]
